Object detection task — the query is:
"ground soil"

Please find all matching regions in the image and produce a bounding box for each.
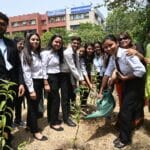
[12,94,150,150]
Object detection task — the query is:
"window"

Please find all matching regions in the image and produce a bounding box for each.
[41,20,46,25]
[70,12,89,20]
[49,16,65,23]
[29,20,36,25]
[70,25,80,30]
[11,22,19,27]
[22,21,27,25]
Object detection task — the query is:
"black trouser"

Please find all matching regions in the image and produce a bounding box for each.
[47,73,60,125]
[60,72,71,121]
[96,74,103,92]
[134,75,145,123]
[38,90,44,114]
[119,78,143,144]
[26,79,43,133]
[14,95,24,123]
[69,83,76,103]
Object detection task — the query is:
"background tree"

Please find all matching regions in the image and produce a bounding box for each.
[6,32,24,40]
[74,23,105,44]
[104,0,150,45]
[40,28,70,48]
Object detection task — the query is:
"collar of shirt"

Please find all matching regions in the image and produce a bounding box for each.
[0,39,6,53]
[112,47,126,60]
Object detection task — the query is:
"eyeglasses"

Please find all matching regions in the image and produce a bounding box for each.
[119,37,128,41]
[0,22,7,27]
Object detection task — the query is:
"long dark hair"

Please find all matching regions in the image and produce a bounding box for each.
[23,33,41,66]
[47,34,64,63]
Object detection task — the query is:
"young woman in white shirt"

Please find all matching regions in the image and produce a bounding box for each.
[22,33,50,141]
[101,34,146,148]
[41,34,64,131]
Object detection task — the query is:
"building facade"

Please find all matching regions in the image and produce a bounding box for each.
[7,4,104,36]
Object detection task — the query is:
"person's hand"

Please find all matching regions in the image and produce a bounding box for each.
[30,91,36,100]
[18,84,25,97]
[79,80,87,85]
[108,77,115,87]
[44,84,50,92]
[97,92,103,99]
[89,83,93,90]
[126,48,137,56]
[116,71,127,81]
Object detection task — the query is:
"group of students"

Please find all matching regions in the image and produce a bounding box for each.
[0,11,150,149]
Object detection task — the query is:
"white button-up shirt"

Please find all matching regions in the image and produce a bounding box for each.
[105,47,146,77]
[21,51,46,93]
[93,55,106,77]
[0,39,13,70]
[41,49,60,75]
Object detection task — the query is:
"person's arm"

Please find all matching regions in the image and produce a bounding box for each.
[97,75,109,98]
[97,56,115,98]
[116,71,136,81]
[41,51,50,92]
[64,50,80,80]
[21,52,36,100]
[144,57,150,64]
[126,55,146,78]
[126,48,144,61]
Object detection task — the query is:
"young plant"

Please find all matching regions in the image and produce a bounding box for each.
[0,80,16,150]
[71,85,89,149]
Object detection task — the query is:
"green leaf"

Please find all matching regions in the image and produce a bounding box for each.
[1,137,6,147]
[7,94,14,102]
[0,120,3,128]
[0,101,6,111]
[4,112,12,118]
[5,126,13,131]
[1,115,6,128]
[6,107,13,115]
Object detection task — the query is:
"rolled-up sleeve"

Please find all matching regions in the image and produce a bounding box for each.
[127,56,146,77]
[104,57,115,77]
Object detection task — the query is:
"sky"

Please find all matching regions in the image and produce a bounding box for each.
[0,0,108,18]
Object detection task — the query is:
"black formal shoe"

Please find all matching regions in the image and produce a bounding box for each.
[64,119,76,127]
[50,125,64,131]
[33,134,48,141]
[114,141,128,148]
[113,137,120,145]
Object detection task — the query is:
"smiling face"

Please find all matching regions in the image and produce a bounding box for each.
[52,37,62,51]
[119,35,132,48]
[79,47,85,57]
[71,40,81,51]
[17,40,24,52]
[29,34,40,51]
[102,39,118,55]
[86,45,94,56]
[94,43,101,55]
